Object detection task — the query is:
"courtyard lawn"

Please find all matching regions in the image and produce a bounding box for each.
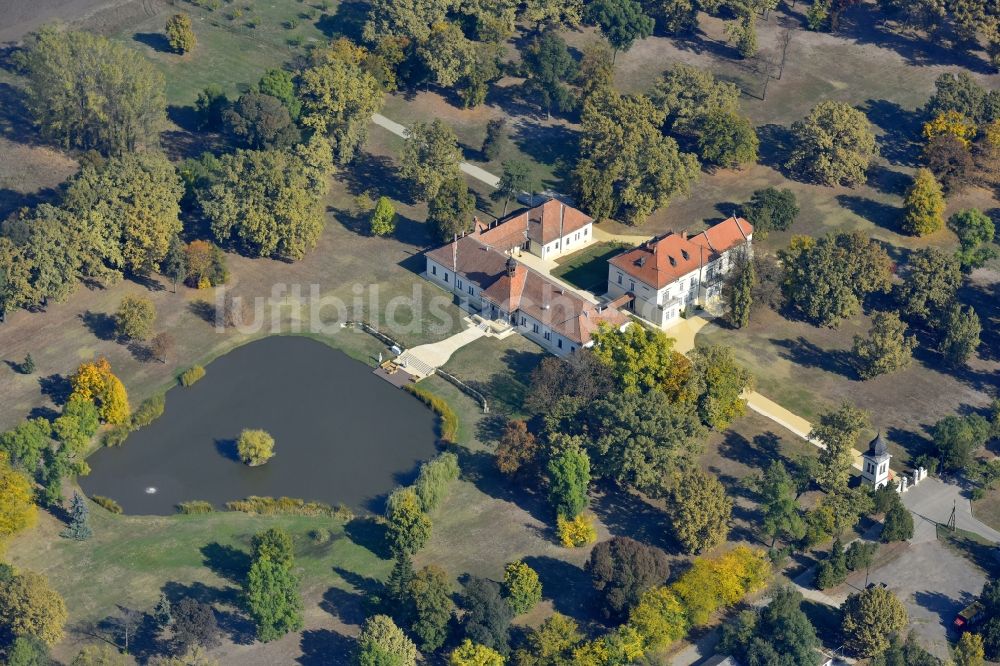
[551,242,631,294]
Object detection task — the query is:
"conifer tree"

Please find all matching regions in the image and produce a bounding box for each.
[61,491,92,540]
[725,249,755,329]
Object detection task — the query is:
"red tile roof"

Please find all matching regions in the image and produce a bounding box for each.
[473,199,593,251]
[609,217,753,289]
[426,236,627,345]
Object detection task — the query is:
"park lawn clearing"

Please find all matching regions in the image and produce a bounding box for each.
[551,242,631,294]
[5,505,390,648]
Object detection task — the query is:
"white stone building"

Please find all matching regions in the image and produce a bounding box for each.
[605,216,753,328]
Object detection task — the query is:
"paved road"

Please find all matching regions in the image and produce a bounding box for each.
[371,113,500,188]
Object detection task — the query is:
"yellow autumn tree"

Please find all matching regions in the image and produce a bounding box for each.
[902,168,946,236]
[923,110,977,148]
[628,586,689,651]
[449,639,505,665]
[70,357,131,425]
[0,452,37,549]
[0,569,68,645]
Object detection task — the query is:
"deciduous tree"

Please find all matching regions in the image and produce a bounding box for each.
[897,248,962,326]
[385,487,432,556]
[521,31,578,118]
[811,402,869,490]
[696,109,759,168]
[237,429,275,466]
[19,27,166,153]
[400,120,463,202]
[950,208,997,271]
[902,168,946,236]
[852,311,916,379]
[0,569,67,645]
[786,101,878,186]
[298,49,384,164]
[116,295,156,341]
[586,536,670,621]
[64,151,184,275]
[841,585,908,657]
[428,177,475,241]
[222,92,300,149]
[450,640,504,665]
[165,14,196,53]
[940,304,981,366]
[357,614,418,666]
[0,452,37,545]
[407,565,453,651]
[197,139,333,260]
[172,598,221,652]
[666,469,732,554]
[689,345,753,429]
[370,196,396,237]
[574,91,699,225]
[244,553,303,642]
[720,586,820,665]
[502,561,542,615]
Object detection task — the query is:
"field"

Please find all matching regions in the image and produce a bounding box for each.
[1,0,1000,661]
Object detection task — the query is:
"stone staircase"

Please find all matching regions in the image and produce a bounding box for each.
[393,351,436,379]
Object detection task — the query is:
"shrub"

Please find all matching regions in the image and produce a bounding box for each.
[403,385,458,443]
[102,425,130,447]
[91,495,122,514]
[176,500,214,514]
[413,452,460,512]
[237,429,275,466]
[224,496,352,519]
[131,394,165,429]
[556,513,597,548]
[179,366,206,386]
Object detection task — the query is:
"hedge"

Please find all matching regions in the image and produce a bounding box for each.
[225,496,353,519]
[131,394,165,429]
[91,495,123,514]
[179,365,206,387]
[413,451,460,512]
[403,385,458,443]
[176,500,214,514]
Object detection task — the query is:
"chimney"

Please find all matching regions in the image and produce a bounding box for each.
[506,255,517,277]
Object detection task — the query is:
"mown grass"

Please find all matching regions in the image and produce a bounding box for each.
[551,242,630,293]
[5,508,389,629]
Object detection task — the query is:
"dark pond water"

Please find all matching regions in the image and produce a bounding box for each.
[80,336,439,515]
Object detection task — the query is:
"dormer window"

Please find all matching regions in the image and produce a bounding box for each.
[681,250,689,260]
[668,256,676,267]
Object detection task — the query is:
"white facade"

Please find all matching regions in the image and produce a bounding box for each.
[532,222,593,260]
[606,253,735,328]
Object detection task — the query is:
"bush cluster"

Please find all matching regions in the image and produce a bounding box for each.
[90,495,122,514]
[179,366,206,386]
[403,386,458,443]
[131,394,165,429]
[225,495,353,519]
[176,500,214,514]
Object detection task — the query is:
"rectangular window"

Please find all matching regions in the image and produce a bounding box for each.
[520,317,526,326]
[584,228,588,236]
[544,331,551,341]
[557,339,563,349]
[532,323,539,333]
[468,286,474,295]
[431,265,437,275]
[444,273,449,283]
[456,278,462,289]
[617,273,623,285]
[555,241,560,248]
[629,281,635,292]
[570,345,576,352]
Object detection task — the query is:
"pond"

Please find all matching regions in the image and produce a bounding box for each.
[80,336,440,515]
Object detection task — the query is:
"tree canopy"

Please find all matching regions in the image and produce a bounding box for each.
[19,27,166,154]
[786,101,878,186]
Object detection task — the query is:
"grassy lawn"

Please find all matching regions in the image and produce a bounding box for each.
[439,334,546,420]
[972,489,1000,534]
[551,242,630,294]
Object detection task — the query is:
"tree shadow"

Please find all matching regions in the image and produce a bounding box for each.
[800,599,843,645]
[298,629,356,666]
[959,278,1000,363]
[200,542,251,586]
[38,373,72,406]
[865,163,912,196]
[755,123,795,175]
[836,194,904,233]
[590,484,681,555]
[0,82,37,144]
[886,425,933,462]
[213,439,239,463]
[133,32,172,53]
[93,606,163,662]
[339,151,414,205]
[451,447,551,525]
[521,555,597,624]
[320,585,371,627]
[770,336,857,379]
[344,517,391,560]
[914,590,971,629]
[863,100,923,168]
[188,300,217,324]
[510,121,577,191]
[475,412,509,446]
[0,186,62,222]
[314,0,366,41]
[837,5,995,75]
[79,310,117,341]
